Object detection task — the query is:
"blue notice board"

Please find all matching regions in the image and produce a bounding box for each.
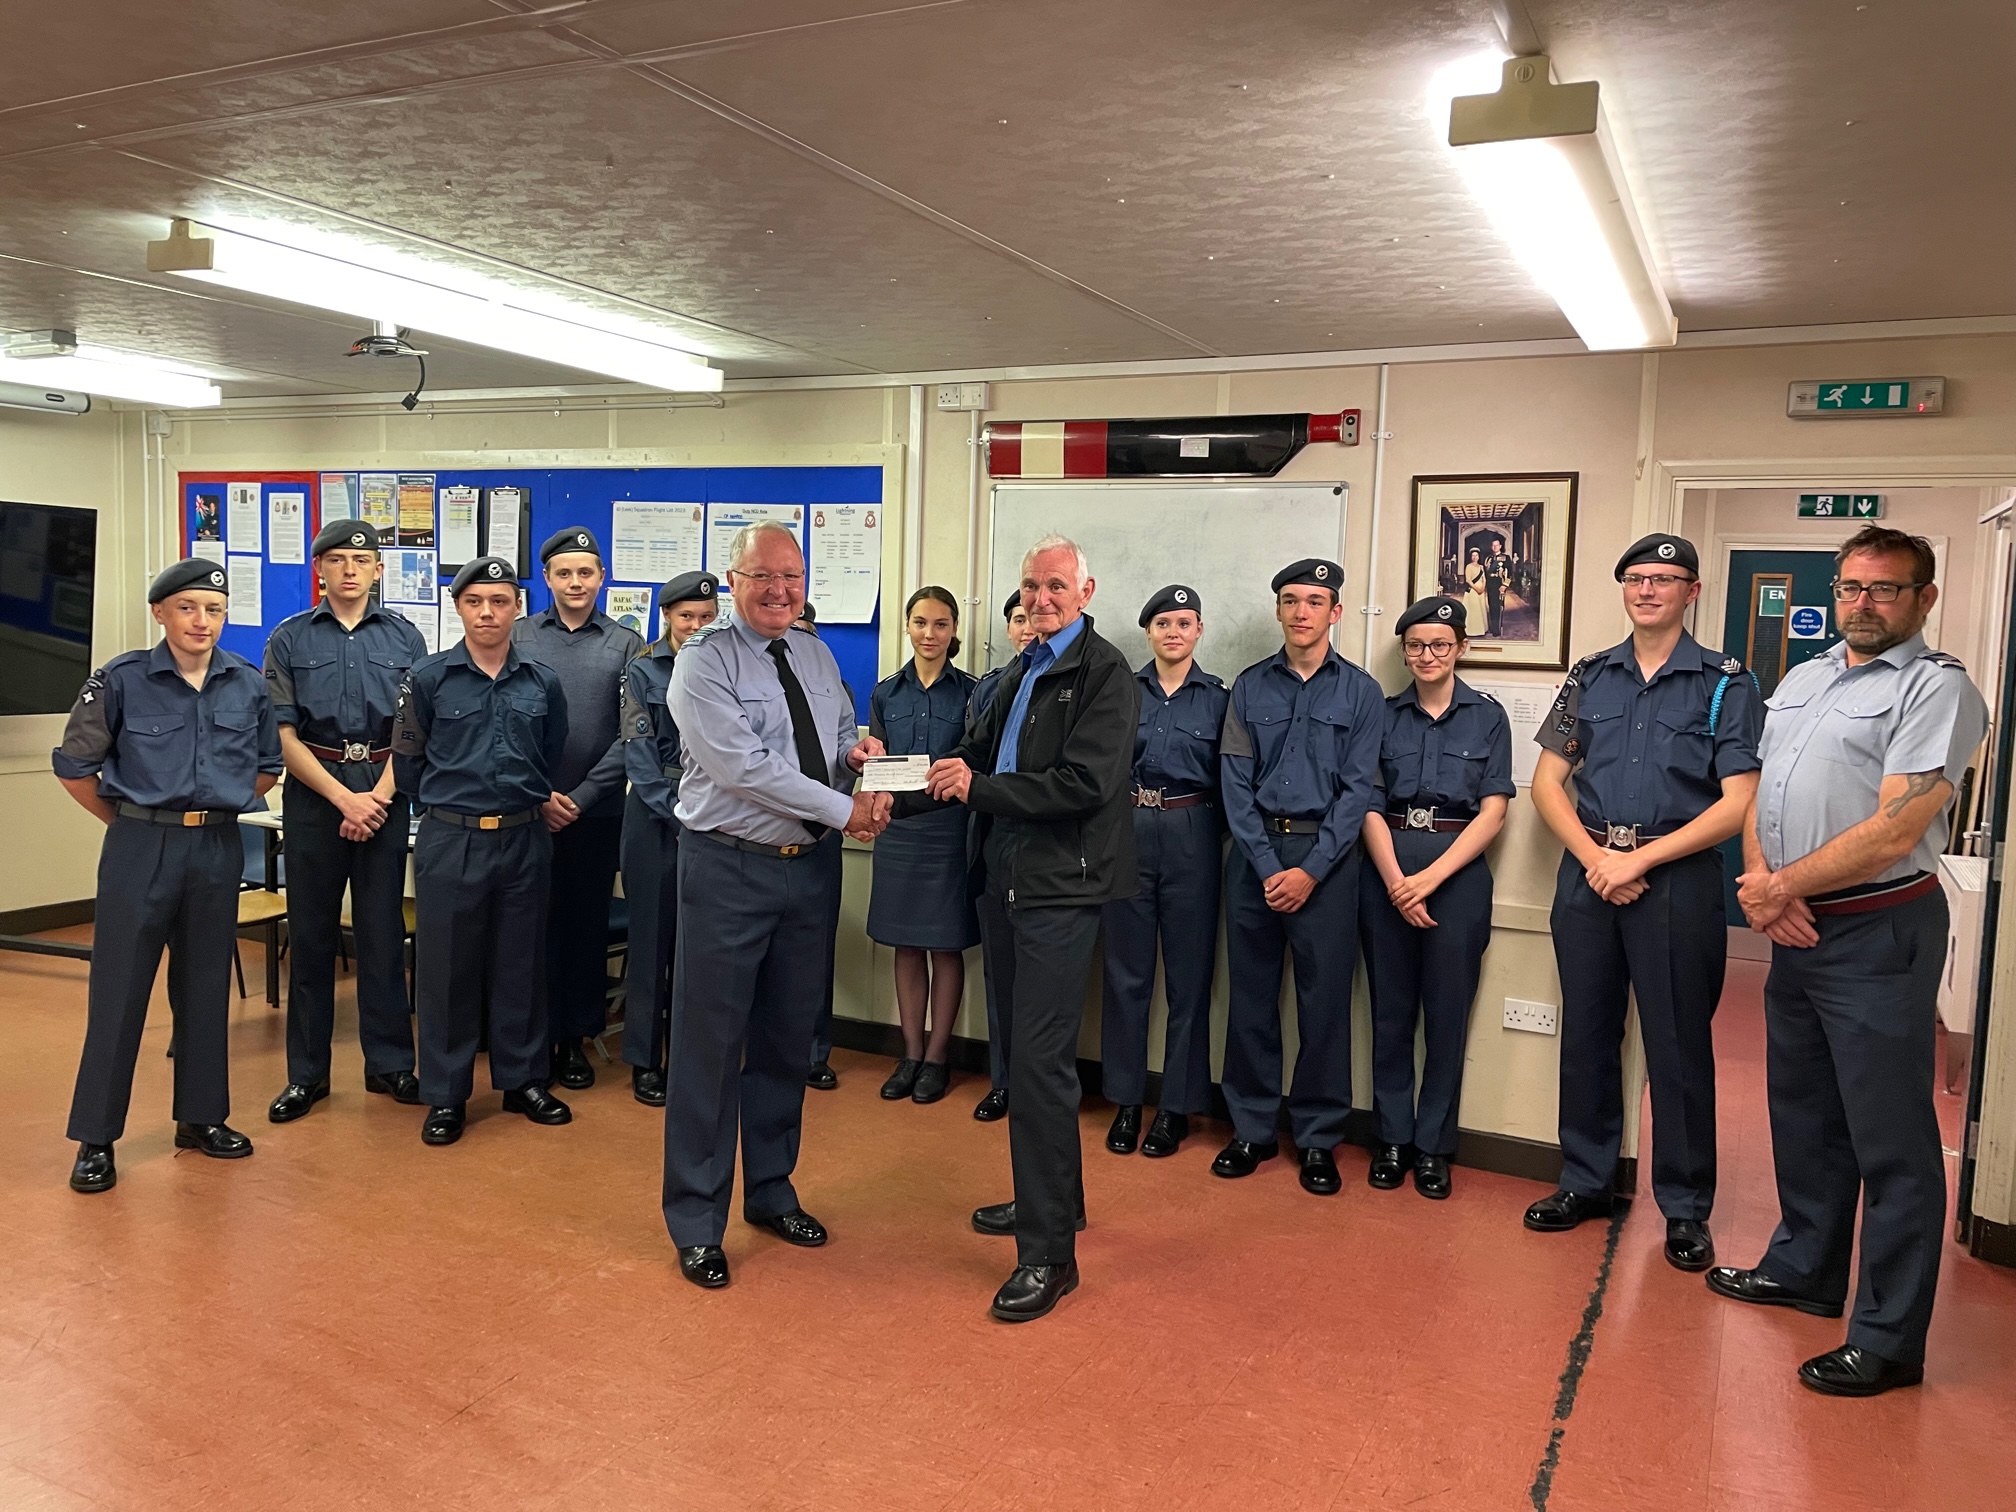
[180,471,319,666]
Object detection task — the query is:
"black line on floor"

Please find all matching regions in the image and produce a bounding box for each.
[1528,1204,1629,1512]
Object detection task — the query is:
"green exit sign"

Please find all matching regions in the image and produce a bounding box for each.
[1789,376,1946,418]
[1799,493,1885,519]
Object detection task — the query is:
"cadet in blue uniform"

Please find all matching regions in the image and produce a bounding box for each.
[968,589,1033,1123]
[1100,584,1227,1160]
[264,520,429,1122]
[57,559,282,1193]
[617,570,718,1107]
[1357,597,1512,1199]
[1714,527,1987,1397]
[868,586,979,1105]
[392,555,573,1146]
[1528,533,1762,1270]
[1218,558,1385,1196]
[663,522,888,1291]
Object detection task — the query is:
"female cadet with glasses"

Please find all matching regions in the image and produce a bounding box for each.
[1357,596,1512,1198]
[868,586,980,1104]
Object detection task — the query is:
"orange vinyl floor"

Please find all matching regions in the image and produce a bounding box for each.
[5,931,2014,1512]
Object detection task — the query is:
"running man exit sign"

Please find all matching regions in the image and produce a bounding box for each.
[1788,377,1946,418]
[1799,493,1885,519]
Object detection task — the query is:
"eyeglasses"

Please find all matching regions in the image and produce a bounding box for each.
[1619,572,1694,590]
[733,569,805,588]
[1832,580,1925,603]
[1402,640,1459,659]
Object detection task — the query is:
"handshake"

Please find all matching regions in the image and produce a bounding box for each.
[846,790,894,843]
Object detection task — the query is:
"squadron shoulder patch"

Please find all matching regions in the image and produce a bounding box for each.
[1562,738,1582,760]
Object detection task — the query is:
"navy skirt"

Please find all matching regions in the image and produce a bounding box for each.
[867,804,981,950]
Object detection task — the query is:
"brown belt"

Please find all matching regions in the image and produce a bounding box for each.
[1134,787,1210,810]
[425,808,537,831]
[1809,872,1939,917]
[1386,806,1475,833]
[305,740,391,764]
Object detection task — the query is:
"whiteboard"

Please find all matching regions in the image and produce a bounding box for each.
[985,481,1349,679]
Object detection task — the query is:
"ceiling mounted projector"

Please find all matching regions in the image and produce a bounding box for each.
[347,321,429,410]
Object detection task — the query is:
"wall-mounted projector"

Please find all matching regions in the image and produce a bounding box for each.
[0,379,90,415]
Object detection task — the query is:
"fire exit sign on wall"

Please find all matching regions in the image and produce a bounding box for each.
[1799,493,1885,519]
[1788,377,1945,418]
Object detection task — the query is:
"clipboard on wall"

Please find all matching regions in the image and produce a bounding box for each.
[480,485,531,579]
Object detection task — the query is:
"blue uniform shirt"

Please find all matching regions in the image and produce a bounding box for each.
[1537,631,1762,833]
[54,642,282,810]
[262,599,427,755]
[871,659,977,760]
[996,615,1086,774]
[1219,646,1386,882]
[1376,677,1516,811]
[389,643,570,815]
[969,664,1009,726]
[620,638,684,822]
[1132,660,1228,794]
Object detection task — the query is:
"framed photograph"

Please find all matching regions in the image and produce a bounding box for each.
[1407,472,1578,671]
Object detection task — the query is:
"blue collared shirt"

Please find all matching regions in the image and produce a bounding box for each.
[390,643,570,815]
[996,614,1086,775]
[1132,659,1228,793]
[54,642,282,811]
[263,599,427,757]
[871,659,977,760]
[620,638,684,822]
[968,664,1010,725]
[511,606,643,817]
[1376,677,1515,810]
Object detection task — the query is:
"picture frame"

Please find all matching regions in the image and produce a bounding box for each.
[1407,472,1578,672]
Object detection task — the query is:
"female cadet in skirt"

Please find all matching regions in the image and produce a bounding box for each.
[1357,596,1512,1199]
[868,586,980,1105]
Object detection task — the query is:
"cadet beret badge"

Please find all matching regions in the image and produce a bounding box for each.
[1314,564,1330,580]
[209,569,225,587]
[350,531,367,547]
[1174,589,1188,604]
[487,562,504,578]
[1436,604,1452,619]
[1657,542,1676,559]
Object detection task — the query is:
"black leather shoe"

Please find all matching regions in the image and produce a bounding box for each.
[1141,1110,1187,1158]
[972,1087,1008,1121]
[971,1201,1087,1236]
[551,1039,595,1090]
[267,1081,330,1123]
[679,1245,730,1289]
[1413,1152,1452,1200]
[421,1104,466,1145]
[1298,1146,1342,1196]
[912,1060,951,1104]
[1106,1104,1142,1154]
[1211,1138,1279,1179]
[502,1085,572,1125]
[363,1070,422,1104]
[1797,1344,1924,1397]
[990,1261,1079,1322]
[806,1060,838,1091]
[751,1207,827,1247]
[881,1058,921,1099]
[632,1066,667,1106]
[69,1143,115,1193]
[1665,1217,1715,1272]
[1523,1189,1612,1232]
[174,1122,253,1158]
[1704,1266,1844,1317]
[1368,1143,1408,1189]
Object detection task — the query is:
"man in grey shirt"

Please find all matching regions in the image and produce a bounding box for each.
[511,527,643,1090]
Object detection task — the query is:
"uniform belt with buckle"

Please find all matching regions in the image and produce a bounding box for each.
[1134,787,1210,811]
[1262,814,1323,835]
[306,740,391,764]
[115,802,236,828]
[693,828,823,860]
[1385,805,1474,833]
[1809,871,1940,916]
[1585,823,1672,852]
[427,808,537,831]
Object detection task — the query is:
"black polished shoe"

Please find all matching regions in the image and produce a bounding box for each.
[990,1261,1079,1322]
[912,1060,951,1104]
[806,1060,838,1091]
[267,1081,329,1123]
[174,1122,253,1158]
[751,1207,828,1247]
[679,1245,731,1289]
[1413,1152,1452,1200]
[971,1201,1087,1236]
[1704,1266,1844,1317]
[1211,1138,1279,1179]
[1141,1110,1187,1158]
[1797,1344,1924,1398]
[1665,1218,1715,1272]
[363,1070,422,1104]
[972,1087,1008,1122]
[1523,1188,1612,1232]
[551,1038,595,1090]
[1367,1143,1408,1190]
[880,1058,921,1100]
[421,1103,466,1145]
[69,1143,115,1193]
[1106,1104,1142,1154]
[632,1066,667,1107]
[1298,1146,1342,1196]
[502,1084,572,1125]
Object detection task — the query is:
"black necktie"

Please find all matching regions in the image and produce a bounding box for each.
[766,639,830,839]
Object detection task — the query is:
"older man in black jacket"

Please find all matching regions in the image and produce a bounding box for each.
[922,533,1139,1323]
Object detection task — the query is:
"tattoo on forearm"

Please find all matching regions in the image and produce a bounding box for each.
[1884,770,1947,818]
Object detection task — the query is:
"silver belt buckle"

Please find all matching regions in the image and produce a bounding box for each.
[1605,823,1639,851]
[341,740,372,763]
[1134,787,1164,809]
[1405,806,1436,831]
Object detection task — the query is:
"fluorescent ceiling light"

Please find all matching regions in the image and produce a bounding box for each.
[1429,53,1676,351]
[0,346,221,407]
[149,219,723,392]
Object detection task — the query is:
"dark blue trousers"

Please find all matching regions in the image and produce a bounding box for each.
[663,832,839,1249]
[619,792,679,1073]
[808,834,844,1066]
[977,894,1010,1090]
[1551,846,1724,1218]
[1100,804,1221,1112]
[1359,831,1493,1155]
[413,816,552,1106]
[1222,833,1360,1149]
[541,813,621,1041]
[1760,890,1948,1366]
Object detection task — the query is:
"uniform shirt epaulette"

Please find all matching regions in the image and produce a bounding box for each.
[1476,687,1500,703]
[1718,655,1745,676]
[1921,649,1967,670]
[683,621,733,652]
[1554,652,1601,709]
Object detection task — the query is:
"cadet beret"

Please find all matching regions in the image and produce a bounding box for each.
[1001,589,1024,621]
[658,571,718,609]
[149,558,229,603]
[311,519,380,556]
[1615,532,1698,579]
[1271,558,1345,594]
[450,555,518,598]
[540,527,601,564]
[1139,584,1203,626]
[797,602,818,624]
[1395,596,1466,637]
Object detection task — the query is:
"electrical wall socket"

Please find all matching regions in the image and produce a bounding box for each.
[935,381,989,411]
[1502,998,1558,1035]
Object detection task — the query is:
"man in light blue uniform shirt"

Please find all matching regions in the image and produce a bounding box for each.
[662,521,888,1291]
[1712,526,1987,1399]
